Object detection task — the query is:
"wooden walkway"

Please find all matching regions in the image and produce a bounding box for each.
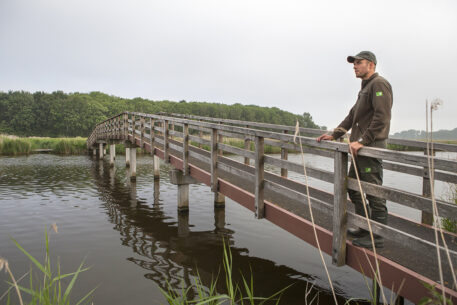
[87,111,457,304]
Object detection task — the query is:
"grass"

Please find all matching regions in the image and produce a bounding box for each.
[0,225,95,305]
[0,135,87,156]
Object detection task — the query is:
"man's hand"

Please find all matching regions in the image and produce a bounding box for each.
[316,134,334,142]
[349,141,364,157]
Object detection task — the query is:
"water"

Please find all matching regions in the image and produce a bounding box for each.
[0,153,454,304]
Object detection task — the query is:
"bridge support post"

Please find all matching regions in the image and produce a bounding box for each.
[254,136,265,219]
[153,155,160,179]
[125,147,130,167]
[332,150,348,266]
[99,143,104,159]
[170,169,198,214]
[129,145,137,181]
[109,144,115,167]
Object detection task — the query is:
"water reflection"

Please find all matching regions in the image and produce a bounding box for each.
[89,159,347,304]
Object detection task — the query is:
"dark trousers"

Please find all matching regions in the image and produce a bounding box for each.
[347,154,387,224]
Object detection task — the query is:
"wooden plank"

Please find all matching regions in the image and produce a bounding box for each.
[263,156,334,183]
[163,119,169,163]
[189,135,210,146]
[217,143,256,159]
[210,128,218,192]
[422,149,434,225]
[183,123,189,175]
[347,178,457,221]
[255,136,265,219]
[332,150,349,266]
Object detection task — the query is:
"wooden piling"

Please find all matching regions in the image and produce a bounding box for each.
[125,147,130,167]
[129,146,137,181]
[109,144,115,167]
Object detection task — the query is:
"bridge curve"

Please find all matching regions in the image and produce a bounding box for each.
[87,111,457,304]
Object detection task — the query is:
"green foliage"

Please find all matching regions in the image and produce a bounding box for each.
[441,184,457,233]
[1,228,95,305]
[0,91,320,137]
[418,282,452,305]
[0,135,32,155]
[159,242,288,305]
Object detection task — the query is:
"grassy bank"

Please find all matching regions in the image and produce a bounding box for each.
[0,135,87,155]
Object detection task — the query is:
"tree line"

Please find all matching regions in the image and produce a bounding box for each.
[0,91,321,137]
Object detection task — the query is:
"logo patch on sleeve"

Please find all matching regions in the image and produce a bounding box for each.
[376,91,383,97]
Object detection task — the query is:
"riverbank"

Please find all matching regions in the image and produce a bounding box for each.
[0,135,87,155]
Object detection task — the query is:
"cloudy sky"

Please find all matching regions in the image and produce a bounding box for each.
[1,0,456,133]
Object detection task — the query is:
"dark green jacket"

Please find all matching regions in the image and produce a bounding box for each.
[332,73,393,145]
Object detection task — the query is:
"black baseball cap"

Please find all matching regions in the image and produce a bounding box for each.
[347,51,377,65]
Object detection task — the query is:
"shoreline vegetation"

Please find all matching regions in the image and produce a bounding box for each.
[1,134,456,156]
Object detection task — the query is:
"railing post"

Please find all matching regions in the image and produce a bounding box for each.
[171,122,175,140]
[210,128,218,192]
[281,130,288,177]
[254,136,265,219]
[199,120,203,149]
[123,113,128,140]
[131,114,136,145]
[422,148,435,225]
[150,118,155,156]
[163,120,169,163]
[332,150,349,266]
[183,123,189,175]
[244,125,250,165]
[140,116,145,148]
[215,128,226,207]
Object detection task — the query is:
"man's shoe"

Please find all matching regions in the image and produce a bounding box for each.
[352,234,384,249]
[347,227,368,238]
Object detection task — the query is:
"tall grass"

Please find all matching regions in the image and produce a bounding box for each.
[0,225,95,305]
[0,135,87,155]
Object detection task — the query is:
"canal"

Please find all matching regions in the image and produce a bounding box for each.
[0,153,453,304]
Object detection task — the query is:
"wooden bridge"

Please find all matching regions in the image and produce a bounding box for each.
[87,111,457,304]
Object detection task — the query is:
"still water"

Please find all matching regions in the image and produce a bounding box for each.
[0,153,454,304]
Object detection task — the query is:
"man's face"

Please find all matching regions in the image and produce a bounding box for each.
[353,59,372,79]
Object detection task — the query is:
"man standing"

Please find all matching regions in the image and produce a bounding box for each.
[317,51,393,249]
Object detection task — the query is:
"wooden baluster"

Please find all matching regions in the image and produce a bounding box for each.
[422,148,435,225]
[183,123,189,175]
[131,114,136,144]
[254,136,265,219]
[150,118,155,156]
[210,128,218,192]
[332,150,349,266]
[163,120,169,163]
[281,130,289,177]
[244,125,250,165]
[140,116,145,148]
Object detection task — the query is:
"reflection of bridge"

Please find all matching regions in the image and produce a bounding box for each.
[89,160,344,304]
[87,112,457,304]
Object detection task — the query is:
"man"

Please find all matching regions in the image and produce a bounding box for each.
[317,51,393,249]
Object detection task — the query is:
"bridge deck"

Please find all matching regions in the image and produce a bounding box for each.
[87,111,457,304]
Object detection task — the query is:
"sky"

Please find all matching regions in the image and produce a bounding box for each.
[1,0,456,133]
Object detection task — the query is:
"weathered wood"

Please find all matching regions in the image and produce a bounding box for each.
[347,178,457,221]
[188,135,210,146]
[244,127,251,165]
[149,118,155,156]
[183,123,189,175]
[130,146,137,181]
[163,120,169,163]
[109,144,115,167]
[131,114,136,143]
[99,143,104,159]
[422,149,435,225]
[217,143,256,159]
[281,130,289,177]
[217,129,226,204]
[210,128,218,192]
[125,147,130,167]
[153,155,160,179]
[332,151,349,266]
[263,156,334,183]
[140,116,145,148]
[255,136,265,219]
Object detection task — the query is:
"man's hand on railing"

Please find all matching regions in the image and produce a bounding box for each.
[316,134,334,142]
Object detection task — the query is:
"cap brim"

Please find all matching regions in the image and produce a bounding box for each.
[347,55,362,63]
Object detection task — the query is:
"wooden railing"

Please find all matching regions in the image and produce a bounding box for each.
[87,111,457,303]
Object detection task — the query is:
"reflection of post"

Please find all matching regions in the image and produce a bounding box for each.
[109,166,116,187]
[153,155,160,180]
[214,206,226,231]
[130,180,137,207]
[177,213,190,237]
[98,159,104,176]
[130,146,137,181]
[153,179,160,206]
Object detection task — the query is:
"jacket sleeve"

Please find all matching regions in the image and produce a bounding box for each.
[361,81,393,145]
[331,105,355,140]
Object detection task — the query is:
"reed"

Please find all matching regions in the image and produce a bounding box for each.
[0,135,88,155]
[0,135,32,155]
[0,225,95,305]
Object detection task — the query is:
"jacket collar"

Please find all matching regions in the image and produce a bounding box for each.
[361,72,378,89]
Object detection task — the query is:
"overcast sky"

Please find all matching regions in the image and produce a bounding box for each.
[1,0,456,133]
